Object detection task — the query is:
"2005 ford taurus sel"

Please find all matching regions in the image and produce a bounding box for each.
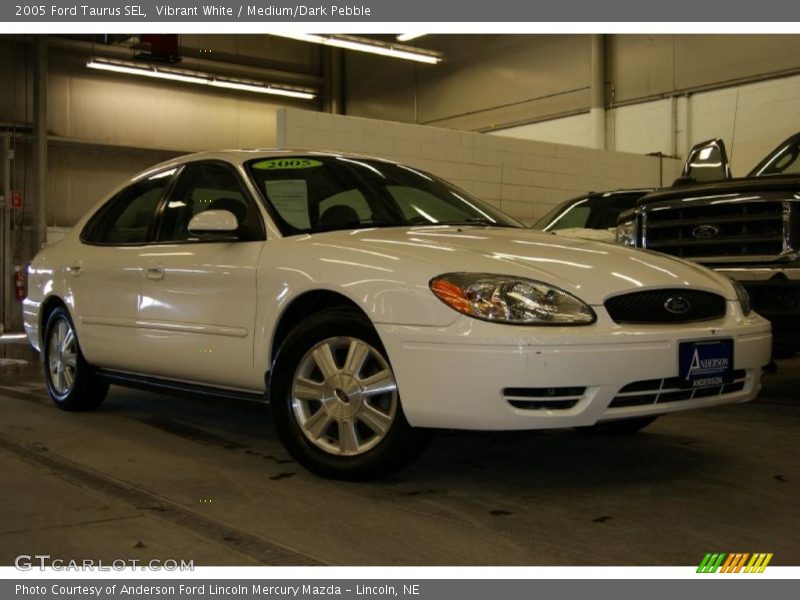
[23,151,772,479]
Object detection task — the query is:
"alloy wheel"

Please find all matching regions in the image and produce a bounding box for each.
[291,336,398,456]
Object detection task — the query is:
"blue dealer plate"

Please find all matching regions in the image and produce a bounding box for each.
[678,339,734,388]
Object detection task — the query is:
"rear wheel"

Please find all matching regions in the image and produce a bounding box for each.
[269,308,430,480]
[577,416,658,436]
[43,307,109,411]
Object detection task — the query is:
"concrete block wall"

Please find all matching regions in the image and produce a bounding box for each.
[277,108,681,224]
[493,73,800,176]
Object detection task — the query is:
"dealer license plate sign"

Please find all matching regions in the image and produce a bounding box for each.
[678,339,734,388]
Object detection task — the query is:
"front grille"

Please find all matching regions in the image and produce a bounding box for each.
[608,369,747,408]
[605,289,726,324]
[504,386,585,410]
[643,201,788,262]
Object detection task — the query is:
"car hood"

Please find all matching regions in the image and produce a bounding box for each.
[298,226,735,305]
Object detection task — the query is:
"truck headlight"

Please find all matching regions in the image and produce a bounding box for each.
[730,278,752,316]
[430,273,596,325]
[616,220,636,246]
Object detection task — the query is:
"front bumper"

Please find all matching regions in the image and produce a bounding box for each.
[377,305,772,430]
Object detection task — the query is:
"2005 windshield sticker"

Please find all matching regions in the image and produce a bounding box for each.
[253,158,322,170]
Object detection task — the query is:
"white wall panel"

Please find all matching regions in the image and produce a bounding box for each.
[494,74,800,177]
[278,108,680,225]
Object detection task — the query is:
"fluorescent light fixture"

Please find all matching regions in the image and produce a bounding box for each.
[275,34,442,64]
[87,60,209,84]
[86,58,317,100]
[209,79,315,99]
[396,34,427,42]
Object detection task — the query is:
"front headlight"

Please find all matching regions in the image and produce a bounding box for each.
[430,273,596,325]
[616,220,636,246]
[730,278,752,316]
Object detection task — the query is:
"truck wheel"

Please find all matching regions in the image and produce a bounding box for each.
[269,308,430,480]
[42,307,109,411]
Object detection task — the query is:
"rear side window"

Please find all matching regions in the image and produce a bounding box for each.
[82,170,174,245]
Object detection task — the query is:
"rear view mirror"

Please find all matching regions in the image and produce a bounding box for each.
[187,209,239,235]
[674,139,731,186]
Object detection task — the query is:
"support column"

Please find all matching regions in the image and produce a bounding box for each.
[34,36,48,254]
[1,135,11,332]
[589,34,605,150]
[322,47,343,115]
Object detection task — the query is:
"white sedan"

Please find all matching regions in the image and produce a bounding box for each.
[23,151,772,479]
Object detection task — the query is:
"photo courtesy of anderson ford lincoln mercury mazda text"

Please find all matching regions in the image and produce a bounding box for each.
[22,151,772,479]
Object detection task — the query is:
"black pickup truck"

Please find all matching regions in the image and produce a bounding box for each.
[617,133,800,357]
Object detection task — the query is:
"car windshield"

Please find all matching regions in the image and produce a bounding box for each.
[245,156,523,235]
[532,192,647,231]
[748,134,800,177]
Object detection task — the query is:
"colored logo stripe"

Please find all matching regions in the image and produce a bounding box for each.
[698,553,772,573]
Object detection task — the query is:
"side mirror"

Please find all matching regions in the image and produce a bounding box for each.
[676,138,731,185]
[187,210,239,236]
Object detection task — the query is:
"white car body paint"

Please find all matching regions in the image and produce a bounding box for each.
[23,151,772,429]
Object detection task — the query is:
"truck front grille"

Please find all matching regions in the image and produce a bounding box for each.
[643,201,789,262]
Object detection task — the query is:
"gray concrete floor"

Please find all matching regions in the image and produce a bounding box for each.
[0,338,798,566]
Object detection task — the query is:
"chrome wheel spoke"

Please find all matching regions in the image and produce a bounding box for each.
[358,404,393,436]
[343,340,369,377]
[62,366,74,390]
[61,327,75,353]
[338,420,359,454]
[62,352,77,368]
[293,377,324,401]
[56,367,65,393]
[311,343,339,379]
[304,409,334,439]
[360,369,397,398]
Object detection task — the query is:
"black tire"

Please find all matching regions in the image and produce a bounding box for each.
[577,416,658,436]
[42,306,109,411]
[269,307,431,480]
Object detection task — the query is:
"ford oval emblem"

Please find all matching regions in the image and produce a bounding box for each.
[692,224,721,240]
[664,295,691,315]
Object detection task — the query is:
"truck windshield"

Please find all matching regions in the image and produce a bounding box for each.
[533,192,648,231]
[748,134,800,177]
[245,156,523,235]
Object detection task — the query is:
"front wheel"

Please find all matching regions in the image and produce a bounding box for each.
[269,308,430,480]
[43,306,109,411]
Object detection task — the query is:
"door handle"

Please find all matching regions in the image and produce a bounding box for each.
[67,261,82,277]
[144,261,165,281]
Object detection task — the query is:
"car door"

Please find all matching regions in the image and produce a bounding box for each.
[132,160,265,390]
[68,168,177,372]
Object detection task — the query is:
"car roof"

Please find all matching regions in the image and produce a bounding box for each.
[143,149,396,174]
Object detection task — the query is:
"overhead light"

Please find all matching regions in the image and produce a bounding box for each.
[87,59,208,84]
[396,34,427,42]
[274,34,442,64]
[209,79,316,99]
[86,58,317,100]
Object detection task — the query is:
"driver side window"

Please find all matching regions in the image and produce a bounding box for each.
[157,162,265,243]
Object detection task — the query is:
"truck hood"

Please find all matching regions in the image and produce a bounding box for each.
[639,174,800,206]
[300,226,736,305]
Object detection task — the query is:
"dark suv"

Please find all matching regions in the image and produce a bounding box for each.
[617,133,800,357]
